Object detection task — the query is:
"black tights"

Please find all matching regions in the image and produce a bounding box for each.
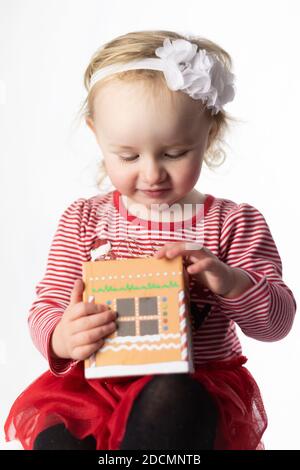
[33,374,218,450]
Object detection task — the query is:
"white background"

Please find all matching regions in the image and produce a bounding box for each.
[0,0,299,450]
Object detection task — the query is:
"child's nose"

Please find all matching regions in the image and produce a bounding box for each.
[141,158,167,185]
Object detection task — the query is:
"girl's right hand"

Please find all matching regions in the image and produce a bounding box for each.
[50,279,117,361]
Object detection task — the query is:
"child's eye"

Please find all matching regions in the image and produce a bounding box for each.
[119,155,139,162]
[118,151,188,162]
[165,151,188,159]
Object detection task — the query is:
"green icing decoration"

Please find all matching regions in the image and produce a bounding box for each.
[91,280,179,293]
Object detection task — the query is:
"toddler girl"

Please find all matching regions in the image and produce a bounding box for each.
[4,30,296,450]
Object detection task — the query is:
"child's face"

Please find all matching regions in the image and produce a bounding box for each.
[86,80,216,209]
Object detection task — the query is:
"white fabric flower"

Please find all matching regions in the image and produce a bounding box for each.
[155,38,235,114]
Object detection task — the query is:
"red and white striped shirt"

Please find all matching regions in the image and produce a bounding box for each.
[28,190,297,377]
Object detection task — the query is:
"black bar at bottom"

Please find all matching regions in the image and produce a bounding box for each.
[0,449,299,466]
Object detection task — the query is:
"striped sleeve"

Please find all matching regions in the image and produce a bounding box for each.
[215,203,297,341]
[28,198,93,376]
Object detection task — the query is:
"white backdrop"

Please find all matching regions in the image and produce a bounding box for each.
[0,0,299,450]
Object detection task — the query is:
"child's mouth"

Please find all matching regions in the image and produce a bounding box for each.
[140,189,170,198]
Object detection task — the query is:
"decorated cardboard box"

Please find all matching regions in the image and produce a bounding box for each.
[82,256,194,379]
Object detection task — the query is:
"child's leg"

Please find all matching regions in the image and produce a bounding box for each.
[33,423,96,450]
[120,374,218,450]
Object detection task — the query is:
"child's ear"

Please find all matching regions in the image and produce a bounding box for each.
[85,116,95,133]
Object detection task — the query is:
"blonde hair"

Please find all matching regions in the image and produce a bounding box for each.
[76,30,240,189]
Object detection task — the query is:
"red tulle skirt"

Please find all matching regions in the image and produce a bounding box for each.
[4,355,267,450]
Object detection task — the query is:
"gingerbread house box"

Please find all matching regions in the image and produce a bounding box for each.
[82,256,194,379]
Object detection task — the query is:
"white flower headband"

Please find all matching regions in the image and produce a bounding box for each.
[89,38,236,115]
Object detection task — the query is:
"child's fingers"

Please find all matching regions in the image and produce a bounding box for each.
[186,257,214,274]
[69,279,84,306]
[72,322,117,348]
[154,242,184,259]
[86,302,111,315]
[70,310,117,335]
[71,339,105,361]
[70,302,110,320]
[166,243,206,258]
[158,243,208,261]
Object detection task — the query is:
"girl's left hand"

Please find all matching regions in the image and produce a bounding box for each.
[153,242,251,298]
